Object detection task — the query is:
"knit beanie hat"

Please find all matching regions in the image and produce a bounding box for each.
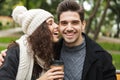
[12,6,53,35]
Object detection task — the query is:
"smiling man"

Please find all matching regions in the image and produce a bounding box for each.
[56,0,117,80]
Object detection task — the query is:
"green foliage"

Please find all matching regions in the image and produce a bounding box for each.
[98,42,120,51]
[0,37,19,43]
[0,0,19,16]
[97,41,120,69]
[112,54,120,69]
[0,46,6,51]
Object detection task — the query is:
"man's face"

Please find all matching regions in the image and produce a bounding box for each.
[59,11,85,47]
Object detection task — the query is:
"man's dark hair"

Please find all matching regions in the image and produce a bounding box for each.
[57,0,84,22]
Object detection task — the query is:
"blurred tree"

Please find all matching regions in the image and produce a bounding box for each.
[0,0,119,39]
[109,0,120,38]
[40,0,62,19]
[0,0,19,16]
[93,0,110,40]
[83,0,120,39]
[85,0,101,35]
[21,0,62,21]
[0,0,5,3]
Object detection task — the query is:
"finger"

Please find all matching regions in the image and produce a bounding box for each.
[51,71,64,76]
[0,54,4,62]
[48,74,64,80]
[47,70,64,80]
[2,52,6,57]
[0,62,3,66]
[1,49,7,57]
[48,67,63,72]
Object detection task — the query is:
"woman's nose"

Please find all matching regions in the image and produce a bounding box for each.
[54,23,58,29]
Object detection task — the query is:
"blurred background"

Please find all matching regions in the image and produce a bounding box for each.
[0,0,120,70]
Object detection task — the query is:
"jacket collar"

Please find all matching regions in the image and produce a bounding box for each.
[81,33,104,80]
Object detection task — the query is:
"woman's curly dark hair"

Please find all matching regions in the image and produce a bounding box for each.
[27,21,54,68]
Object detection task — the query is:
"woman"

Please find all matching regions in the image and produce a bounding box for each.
[0,6,64,80]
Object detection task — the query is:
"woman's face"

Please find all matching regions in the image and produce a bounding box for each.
[46,17,59,42]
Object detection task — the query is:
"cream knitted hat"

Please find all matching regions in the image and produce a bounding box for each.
[12,6,53,35]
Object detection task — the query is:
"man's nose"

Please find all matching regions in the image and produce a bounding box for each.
[66,23,73,30]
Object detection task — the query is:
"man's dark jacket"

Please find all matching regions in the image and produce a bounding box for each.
[54,33,116,80]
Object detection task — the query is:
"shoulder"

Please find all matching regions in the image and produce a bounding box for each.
[84,34,112,60]
[0,42,20,79]
[5,42,20,66]
[6,42,20,59]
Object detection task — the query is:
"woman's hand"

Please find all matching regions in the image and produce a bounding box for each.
[37,67,64,80]
[0,49,7,66]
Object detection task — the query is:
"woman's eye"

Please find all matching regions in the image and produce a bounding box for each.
[47,21,53,25]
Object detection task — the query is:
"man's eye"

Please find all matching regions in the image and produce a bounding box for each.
[72,21,80,25]
[60,21,68,26]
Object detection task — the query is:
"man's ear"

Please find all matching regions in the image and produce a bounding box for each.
[82,20,86,32]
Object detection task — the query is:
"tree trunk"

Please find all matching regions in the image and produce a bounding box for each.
[26,0,29,9]
[113,0,120,38]
[86,0,101,34]
[93,0,110,40]
[114,21,120,38]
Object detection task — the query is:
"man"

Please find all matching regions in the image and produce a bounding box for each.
[0,0,117,80]
[55,0,116,80]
